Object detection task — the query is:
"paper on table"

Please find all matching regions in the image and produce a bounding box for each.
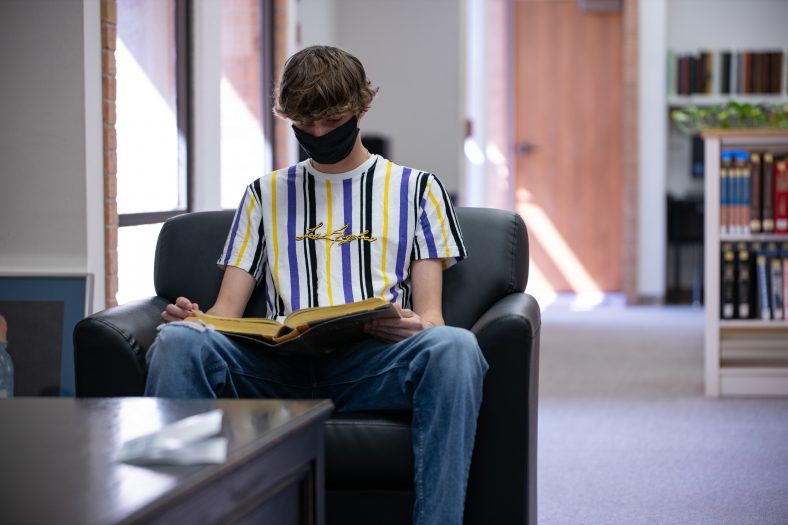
[115,409,228,465]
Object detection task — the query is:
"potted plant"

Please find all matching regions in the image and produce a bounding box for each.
[671,102,788,135]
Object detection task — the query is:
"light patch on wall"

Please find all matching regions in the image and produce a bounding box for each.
[516,188,604,310]
[220,77,268,209]
[115,38,181,214]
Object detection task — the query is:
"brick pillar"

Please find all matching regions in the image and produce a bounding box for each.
[622,0,639,304]
[272,0,290,169]
[101,0,118,308]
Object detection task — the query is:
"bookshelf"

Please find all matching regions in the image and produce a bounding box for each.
[651,0,788,305]
[703,129,788,397]
[668,95,788,108]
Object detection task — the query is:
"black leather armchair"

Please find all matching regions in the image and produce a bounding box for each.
[74,207,541,525]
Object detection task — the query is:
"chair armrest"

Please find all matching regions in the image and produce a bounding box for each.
[466,292,541,525]
[73,297,168,397]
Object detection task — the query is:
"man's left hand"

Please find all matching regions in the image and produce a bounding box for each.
[364,304,433,343]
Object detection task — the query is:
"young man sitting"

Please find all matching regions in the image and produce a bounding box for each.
[144,45,488,525]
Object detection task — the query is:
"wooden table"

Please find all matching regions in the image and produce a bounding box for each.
[0,397,334,525]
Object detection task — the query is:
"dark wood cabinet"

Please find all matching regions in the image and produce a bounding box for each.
[0,398,333,524]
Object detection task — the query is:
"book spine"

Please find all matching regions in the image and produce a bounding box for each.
[742,51,752,94]
[763,153,775,233]
[756,251,771,320]
[689,55,698,95]
[783,244,788,320]
[737,242,751,319]
[769,51,779,94]
[667,49,676,96]
[774,160,788,233]
[771,255,785,320]
[703,50,713,94]
[741,156,751,234]
[750,152,762,233]
[730,160,741,233]
[676,55,687,95]
[721,243,736,319]
[731,52,739,94]
[720,51,731,94]
[720,154,730,234]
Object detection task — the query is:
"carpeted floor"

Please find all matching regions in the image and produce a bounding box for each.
[537,299,788,525]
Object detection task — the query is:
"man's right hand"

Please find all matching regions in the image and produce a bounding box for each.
[161,297,202,323]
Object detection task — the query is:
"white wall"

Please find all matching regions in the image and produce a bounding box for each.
[298,0,464,195]
[648,0,788,299]
[192,0,222,212]
[665,0,788,197]
[668,0,788,50]
[299,0,336,48]
[0,0,104,311]
[638,0,667,300]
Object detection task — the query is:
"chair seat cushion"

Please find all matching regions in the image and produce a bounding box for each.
[325,412,414,490]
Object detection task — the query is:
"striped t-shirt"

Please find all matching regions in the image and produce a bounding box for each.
[218,154,466,319]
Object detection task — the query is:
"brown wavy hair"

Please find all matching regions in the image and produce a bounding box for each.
[273,46,379,123]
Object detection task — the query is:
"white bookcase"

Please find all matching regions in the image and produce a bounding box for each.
[703,129,788,397]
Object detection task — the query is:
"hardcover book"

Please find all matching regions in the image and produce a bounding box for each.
[749,152,762,233]
[730,154,741,233]
[184,297,401,356]
[720,151,732,234]
[736,242,752,319]
[763,153,775,233]
[736,151,750,233]
[783,243,788,318]
[756,249,771,321]
[774,160,788,233]
[721,243,736,319]
[770,255,784,320]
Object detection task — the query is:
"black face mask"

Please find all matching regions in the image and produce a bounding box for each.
[292,116,359,165]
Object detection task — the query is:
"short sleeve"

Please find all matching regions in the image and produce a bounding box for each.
[413,173,467,269]
[217,184,266,283]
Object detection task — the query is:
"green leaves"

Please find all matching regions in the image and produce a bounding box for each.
[671,102,788,135]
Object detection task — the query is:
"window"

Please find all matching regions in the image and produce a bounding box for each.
[115,0,190,303]
[220,0,274,209]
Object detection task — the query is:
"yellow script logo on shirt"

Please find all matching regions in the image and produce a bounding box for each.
[296,223,377,246]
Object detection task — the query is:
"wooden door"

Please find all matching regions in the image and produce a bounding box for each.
[514,0,623,293]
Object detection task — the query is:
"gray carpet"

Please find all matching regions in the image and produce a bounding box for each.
[538,300,788,525]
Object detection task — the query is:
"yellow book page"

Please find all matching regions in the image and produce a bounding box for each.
[185,313,285,339]
[282,297,392,329]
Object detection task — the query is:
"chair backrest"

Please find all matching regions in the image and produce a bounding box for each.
[154,207,529,327]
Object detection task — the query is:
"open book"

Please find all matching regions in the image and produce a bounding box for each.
[185,297,400,356]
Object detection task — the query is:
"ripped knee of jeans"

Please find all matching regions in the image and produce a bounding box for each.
[160,319,213,333]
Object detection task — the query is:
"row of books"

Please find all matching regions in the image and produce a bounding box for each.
[668,50,785,96]
[720,150,788,234]
[721,241,788,321]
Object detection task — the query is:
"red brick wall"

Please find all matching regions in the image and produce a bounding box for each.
[101,0,119,308]
[222,0,263,122]
[273,0,290,169]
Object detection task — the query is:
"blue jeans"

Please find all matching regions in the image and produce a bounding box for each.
[145,323,488,525]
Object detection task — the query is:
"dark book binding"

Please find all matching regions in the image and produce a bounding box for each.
[774,159,788,233]
[721,243,736,320]
[749,152,762,233]
[783,244,788,317]
[763,153,775,232]
[720,51,731,94]
[736,242,752,319]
